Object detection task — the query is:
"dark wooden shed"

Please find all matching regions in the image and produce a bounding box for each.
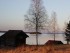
[0,30,29,47]
[45,40,63,45]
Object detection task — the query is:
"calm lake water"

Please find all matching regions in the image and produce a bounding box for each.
[0,33,66,45]
[26,33,66,45]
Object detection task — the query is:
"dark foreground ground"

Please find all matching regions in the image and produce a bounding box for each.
[0,44,70,53]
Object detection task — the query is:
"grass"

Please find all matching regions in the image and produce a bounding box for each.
[0,44,70,53]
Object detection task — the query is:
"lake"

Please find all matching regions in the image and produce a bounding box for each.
[0,33,67,45]
[26,33,67,45]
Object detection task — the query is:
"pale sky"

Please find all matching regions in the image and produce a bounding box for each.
[0,0,70,31]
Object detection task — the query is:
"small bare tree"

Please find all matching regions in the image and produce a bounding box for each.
[24,0,48,45]
[49,12,59,41]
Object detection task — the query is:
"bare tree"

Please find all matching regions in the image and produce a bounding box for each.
[49,12,59,41]
[24,0,48,45]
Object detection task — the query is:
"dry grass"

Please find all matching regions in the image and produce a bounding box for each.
[0,44,70,53]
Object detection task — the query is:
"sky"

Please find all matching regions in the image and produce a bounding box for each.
[0,0,70,31]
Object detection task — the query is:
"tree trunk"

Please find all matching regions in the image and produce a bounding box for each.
[67,41,69,44]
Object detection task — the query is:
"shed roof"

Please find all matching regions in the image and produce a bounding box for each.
[45,40,63,45]
[1,30,29,39]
